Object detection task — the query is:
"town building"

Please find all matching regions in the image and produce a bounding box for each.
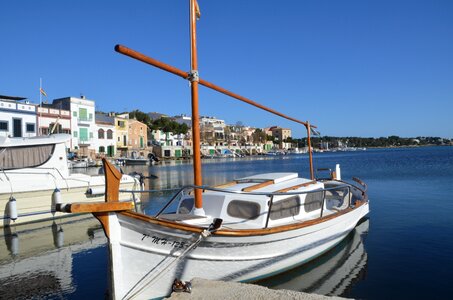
[270,126,292,149]
[128,119,148,150]
[37,104,71,135]
[0,95,38,138]
[115,113,129,156]
[52,96,96,156]
[94,113,116,157]
[199,116,225,146]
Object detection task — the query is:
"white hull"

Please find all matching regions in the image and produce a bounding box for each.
[108,202,369,299]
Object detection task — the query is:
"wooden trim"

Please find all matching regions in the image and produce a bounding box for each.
[64,201,133,213]
[119,200,367,237]
[115,45,316,129]
[103,158,122,202]
[213,181,238,189]
[275,180,318,193]
[242,180,274,192]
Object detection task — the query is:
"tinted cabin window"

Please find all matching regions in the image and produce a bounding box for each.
[304,190,324,212]
[270,196,300,220]
[178,197,194,214]
[227,200,260,220]
[0,144,55,170]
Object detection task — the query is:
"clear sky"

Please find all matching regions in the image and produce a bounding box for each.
[1,0,452,138]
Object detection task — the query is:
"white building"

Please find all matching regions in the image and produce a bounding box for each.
[37,105,71,135]
[52,96,96,156]
[0,95,38,138]
[94,113,116,157]
[200,116,226,146]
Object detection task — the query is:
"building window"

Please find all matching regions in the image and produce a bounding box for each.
[73,111,77,117]
[107,129,113,139]
[98,129,105,139]
[79,108,88,121]
[26,123,35,133]
[99,146,105,153]
[73,131,78,137]
[0,121,8,131]
[89,132,93,138]
[80,128,88,141]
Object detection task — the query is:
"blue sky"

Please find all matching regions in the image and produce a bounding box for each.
[1,0,452,138]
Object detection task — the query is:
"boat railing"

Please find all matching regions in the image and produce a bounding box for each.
[121,181,364,223]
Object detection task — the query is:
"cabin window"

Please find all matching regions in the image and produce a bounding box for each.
[178,197,194,214]
[304,190,324,213]
[0,121,7,131]
[0,144,55,170]
[227,200,260,220]
[270,196,300,220]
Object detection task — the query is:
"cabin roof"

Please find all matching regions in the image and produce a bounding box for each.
[0,133,71,147]
[214,173,321,194]
[237,173,298,184]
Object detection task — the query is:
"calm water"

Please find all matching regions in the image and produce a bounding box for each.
[1,147,453,299]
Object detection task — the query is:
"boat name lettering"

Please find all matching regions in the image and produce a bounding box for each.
[141,234,188,249]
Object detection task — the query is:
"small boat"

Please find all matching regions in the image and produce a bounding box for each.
[123,151,150,166]
[0,134,141,227]
[56,2,369,299]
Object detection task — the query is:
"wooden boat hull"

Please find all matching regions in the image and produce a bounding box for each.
[107,202,369,299]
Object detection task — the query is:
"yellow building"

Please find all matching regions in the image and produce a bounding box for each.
[115,114,129,156]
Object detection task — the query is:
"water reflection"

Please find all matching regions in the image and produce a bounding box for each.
[257,218,369,297]
[0,216,106,299]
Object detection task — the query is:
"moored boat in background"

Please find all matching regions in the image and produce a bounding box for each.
[0,134,141,227]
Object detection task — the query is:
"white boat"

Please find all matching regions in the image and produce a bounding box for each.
[56,2,370,299]
[0,134,141,227]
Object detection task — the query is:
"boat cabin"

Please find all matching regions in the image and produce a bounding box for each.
[169,173,353,229]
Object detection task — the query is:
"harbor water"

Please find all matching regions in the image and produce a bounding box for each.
[1,146,453,299]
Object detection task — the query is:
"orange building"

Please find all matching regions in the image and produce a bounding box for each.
[128,119,148,150]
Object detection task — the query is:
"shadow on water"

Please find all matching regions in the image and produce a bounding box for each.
[256,218,369,298]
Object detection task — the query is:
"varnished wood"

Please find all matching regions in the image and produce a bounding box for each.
[103,158,122,202]
[214,181,238,189]
[119,200,367,237]
[114,45,316,129]
[307,121,314,180]
[241,180,274,192]
[275,180,318,193]
[190,0,203,209]
[95,213,110,238]
[64,201,133,213]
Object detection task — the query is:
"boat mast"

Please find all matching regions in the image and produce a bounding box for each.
[114,1,318,193]
[189,0,204,213]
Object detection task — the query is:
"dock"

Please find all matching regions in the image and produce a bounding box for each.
[167,278,348,300]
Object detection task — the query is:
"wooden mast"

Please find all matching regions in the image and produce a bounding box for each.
[189,0,204,213]
[306,121,314,180]
[114,2,319,198]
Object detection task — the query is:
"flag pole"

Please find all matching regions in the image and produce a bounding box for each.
[39,78,42,135]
